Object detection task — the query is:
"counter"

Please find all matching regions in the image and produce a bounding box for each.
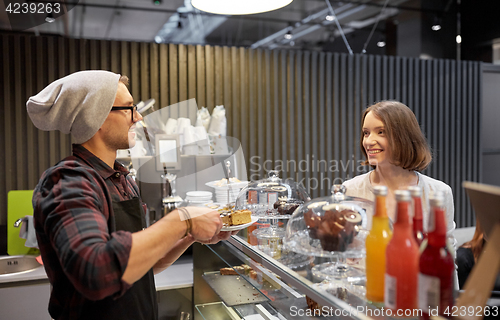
[193,235,412,320]
[0,255,194,319]
[0,255,194,290]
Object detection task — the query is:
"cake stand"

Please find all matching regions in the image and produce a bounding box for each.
[284,185,372,283]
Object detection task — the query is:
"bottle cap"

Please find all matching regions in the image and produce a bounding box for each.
[373,185,388,196]
[429,191,445,207]
[407,186,422,197]
[395,189,411,202]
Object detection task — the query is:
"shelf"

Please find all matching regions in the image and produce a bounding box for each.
[195,301,241,320]
[202,272,269,307]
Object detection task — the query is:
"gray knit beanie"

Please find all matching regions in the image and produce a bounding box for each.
[26,70,121,144]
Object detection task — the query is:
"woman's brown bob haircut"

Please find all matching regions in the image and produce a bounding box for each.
[360,100,432,171]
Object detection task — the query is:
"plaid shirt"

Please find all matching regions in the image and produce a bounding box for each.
[33,144,145,319]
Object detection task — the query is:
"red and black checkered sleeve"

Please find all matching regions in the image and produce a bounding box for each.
[34,163,133,300]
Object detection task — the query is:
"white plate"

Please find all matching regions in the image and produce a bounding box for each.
[186,191,212,197]
[186,197,212,201]
[204,203,223,209]
[188,200,213,205]
[221,216,259,232]
[206,180,249,189]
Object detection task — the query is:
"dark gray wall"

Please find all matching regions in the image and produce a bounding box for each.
[0,33,482,229]
[481,65,500,187]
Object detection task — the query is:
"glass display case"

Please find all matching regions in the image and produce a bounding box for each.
[285,185,372,283]
[193,234,403,320]
[234,170,311,262]
[235,170,310,219]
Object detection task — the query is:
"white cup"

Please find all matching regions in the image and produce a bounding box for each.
[165,118,178,134]
[129,140,147,157]
[116,149,129,158]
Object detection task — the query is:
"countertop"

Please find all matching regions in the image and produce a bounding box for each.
[0,255,194,291]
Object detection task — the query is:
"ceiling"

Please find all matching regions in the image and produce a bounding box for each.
[2,0,488,59]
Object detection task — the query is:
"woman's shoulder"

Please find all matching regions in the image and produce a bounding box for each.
[343,172,373,198]
[418,172,453,193]
[343,171,371,187]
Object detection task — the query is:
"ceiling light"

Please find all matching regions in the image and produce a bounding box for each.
[456,35,462,44]
[431,24,441,31]
[191,0,293,15]
[431,15,442,31]
[45,13,55,23]
[325,15,335,21]
[377,40,386,48]
[284,31,293,40]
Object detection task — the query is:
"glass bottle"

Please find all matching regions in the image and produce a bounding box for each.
[385,190,419,313]
[418,192,454,320]
[408,186,426,247]
[365,186,392,303]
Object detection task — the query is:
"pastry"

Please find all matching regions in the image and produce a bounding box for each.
[220,209,252,226]
[305,208,362,252]
[273,198,304,215]
[220,266,245,275]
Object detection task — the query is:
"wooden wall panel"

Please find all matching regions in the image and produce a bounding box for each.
[0,33,482,228]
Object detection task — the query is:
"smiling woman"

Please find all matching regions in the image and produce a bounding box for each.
[342,100,456,250]
[360,101,432,171]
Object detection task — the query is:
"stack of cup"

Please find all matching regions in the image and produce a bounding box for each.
[183,126,198,155]
[185,191,213,206]
[214,187,241,204]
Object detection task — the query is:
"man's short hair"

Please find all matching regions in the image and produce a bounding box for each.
[119,75,129,86]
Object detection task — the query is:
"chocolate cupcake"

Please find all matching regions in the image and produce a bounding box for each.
[311,208,362,252]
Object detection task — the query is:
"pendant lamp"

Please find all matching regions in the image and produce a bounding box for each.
[191,0,293,15]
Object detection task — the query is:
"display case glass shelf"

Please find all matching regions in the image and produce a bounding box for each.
[193,235,398,320]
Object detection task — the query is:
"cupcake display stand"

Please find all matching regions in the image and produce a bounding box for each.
[285,185,372,283]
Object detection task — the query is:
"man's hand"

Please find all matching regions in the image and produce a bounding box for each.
[196,230,240,244]
[186,207,222,241]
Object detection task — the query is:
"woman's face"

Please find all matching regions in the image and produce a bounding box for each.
[362,111,391,167]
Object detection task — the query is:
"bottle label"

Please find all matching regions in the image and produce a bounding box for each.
[418,273,440,310]
[385,274,397,309]
[428,209,435,232]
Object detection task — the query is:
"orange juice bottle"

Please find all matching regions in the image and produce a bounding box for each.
[365,185,392,303]
[385,190,420,314]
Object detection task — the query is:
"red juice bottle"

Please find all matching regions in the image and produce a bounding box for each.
[385,190,420,314]
[408,186,426,248]
[418,192,454,320]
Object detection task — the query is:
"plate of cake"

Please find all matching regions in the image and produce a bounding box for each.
[220,209,258,231]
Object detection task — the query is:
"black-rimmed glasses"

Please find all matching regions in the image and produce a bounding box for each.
[111,105,139,122]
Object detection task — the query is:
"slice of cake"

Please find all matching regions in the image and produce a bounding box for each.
[220,212,232,225]
[220,266,245,275]
[231,209,251,225]
[220,209,252,226]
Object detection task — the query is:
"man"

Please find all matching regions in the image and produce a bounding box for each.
[27,70,230,320]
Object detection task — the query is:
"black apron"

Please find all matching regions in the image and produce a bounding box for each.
[80,197,158,320]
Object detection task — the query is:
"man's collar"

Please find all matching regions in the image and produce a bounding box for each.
[72,144,129,179]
